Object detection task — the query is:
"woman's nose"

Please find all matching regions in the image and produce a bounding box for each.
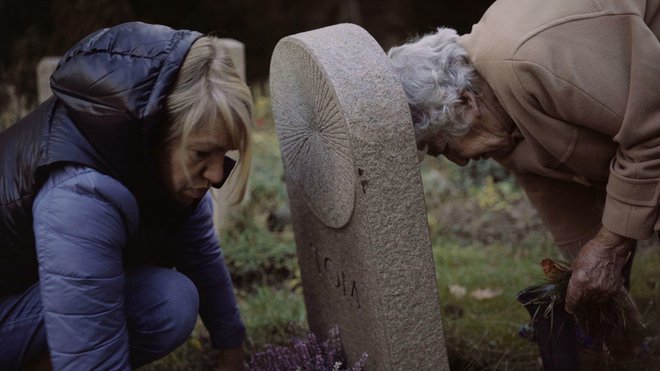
[202,156,225,185]
[426,134,448,157]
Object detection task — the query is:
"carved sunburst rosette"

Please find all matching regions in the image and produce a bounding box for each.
[270,36,356,229]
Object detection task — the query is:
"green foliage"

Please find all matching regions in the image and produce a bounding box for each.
[452,157,514,189]
[420,157,546,247]
[221,207,297,288]
[240,286,308,349]
[220,90,297,288]
[245,127,289,209]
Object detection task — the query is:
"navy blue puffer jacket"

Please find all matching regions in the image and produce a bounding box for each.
[0,21,201,294]
[0,22,245,369]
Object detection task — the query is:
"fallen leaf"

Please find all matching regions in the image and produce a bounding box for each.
[449,284,467,299]
[470,287,503,300]
[540,258,571,281]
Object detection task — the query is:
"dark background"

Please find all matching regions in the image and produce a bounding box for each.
[0,0,495,107]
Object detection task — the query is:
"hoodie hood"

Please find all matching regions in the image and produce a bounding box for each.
[50,22,202,183]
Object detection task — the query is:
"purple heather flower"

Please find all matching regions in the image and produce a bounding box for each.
[248,326,368,371]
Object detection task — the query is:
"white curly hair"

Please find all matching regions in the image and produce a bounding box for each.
[388,28,477,145]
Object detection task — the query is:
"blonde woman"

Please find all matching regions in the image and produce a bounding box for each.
[0,22,251,370]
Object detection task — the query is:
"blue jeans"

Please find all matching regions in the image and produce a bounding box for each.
[0,266,199,370]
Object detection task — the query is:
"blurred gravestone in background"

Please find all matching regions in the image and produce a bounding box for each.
[210,39,249,230]
[270,23,449,370]
[0,0,496,110]
[217,39,246,82]
[0,0,136,107]
[36,57,60,104]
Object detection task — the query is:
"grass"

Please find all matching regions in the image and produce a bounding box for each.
[239,286,308,352]
[433,238,554,370]
[423,156,660,369]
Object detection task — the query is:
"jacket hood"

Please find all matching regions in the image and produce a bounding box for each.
[49,22,202,182]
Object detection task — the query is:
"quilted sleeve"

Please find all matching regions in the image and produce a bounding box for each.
[172,193,245,349]
[32,166,139,370]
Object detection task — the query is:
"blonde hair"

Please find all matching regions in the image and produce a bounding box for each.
[166,36,253,203]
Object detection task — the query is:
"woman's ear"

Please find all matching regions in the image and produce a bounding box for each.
[461,91,481,125]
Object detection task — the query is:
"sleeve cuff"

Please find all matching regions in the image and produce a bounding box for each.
[603,194,658,240]
[604,164,660,240]
[606,165,660,207]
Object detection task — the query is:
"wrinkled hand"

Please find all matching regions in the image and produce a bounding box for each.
[565,227,634,314]
[217,345,246,371]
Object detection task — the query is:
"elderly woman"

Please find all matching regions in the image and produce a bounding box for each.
[390,0,659,325]
[0,22,251,370]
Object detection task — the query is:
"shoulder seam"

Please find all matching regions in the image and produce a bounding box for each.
[512,11,640,55]
[509,59,622,119]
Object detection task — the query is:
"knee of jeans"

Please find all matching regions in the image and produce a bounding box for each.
[127,267,199,355]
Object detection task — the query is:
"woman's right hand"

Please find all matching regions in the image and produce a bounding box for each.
[564,226,634,314]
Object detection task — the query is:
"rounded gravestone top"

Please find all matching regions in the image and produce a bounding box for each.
[270,26,359,228]
[270,23,413,229]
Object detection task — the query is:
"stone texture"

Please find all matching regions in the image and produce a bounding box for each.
[217,38,246,82]
[36,56,61,103]
[270,23,449,370]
